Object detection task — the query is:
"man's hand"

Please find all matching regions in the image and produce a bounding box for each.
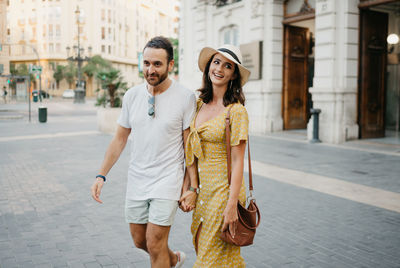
[91,178,104,203]
[179,190,197,212]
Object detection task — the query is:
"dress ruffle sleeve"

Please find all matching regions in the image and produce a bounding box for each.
[229,104,249,146]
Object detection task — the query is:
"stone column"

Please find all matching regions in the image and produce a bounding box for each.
[247,0,284,134]
[309,0,359,143]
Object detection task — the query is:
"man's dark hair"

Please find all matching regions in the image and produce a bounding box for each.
[143,36,174,62]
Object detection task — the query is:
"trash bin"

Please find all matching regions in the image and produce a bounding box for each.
[32,90,39,102]
[74,87,85,103]
[38,106,47,123]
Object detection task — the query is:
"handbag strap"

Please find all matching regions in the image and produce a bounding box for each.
[225,105,254,193]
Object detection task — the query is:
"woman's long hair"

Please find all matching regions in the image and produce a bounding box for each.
[198,55,245,106]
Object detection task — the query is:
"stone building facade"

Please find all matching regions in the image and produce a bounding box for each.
[179,0,400,143]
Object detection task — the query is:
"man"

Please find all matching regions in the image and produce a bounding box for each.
[2,86,7,104]
[91,36,196,268]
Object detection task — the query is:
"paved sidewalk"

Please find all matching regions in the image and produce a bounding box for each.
[0,101,400,267]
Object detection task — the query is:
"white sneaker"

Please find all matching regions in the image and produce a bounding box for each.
[173,251,186,268]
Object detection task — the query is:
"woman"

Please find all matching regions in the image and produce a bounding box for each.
[181,44,251,267]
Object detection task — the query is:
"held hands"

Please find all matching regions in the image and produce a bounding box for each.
[91,178,104,203]
[179,190,197,212]
[221,202,238,238]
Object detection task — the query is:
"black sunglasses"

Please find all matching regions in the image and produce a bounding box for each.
[148,96,155,117]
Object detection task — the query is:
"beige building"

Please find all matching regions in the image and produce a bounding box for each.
[6,0,179,97]
[0,0,9,89]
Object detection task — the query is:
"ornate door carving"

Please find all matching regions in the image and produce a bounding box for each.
[283,25,309,129]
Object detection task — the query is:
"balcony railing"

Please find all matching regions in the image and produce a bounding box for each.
[213,0,241,7]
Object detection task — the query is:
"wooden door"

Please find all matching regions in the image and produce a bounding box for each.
[359,9,388,139]
[283,25,309,129]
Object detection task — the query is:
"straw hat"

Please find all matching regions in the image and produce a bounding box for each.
[198,44,251,87]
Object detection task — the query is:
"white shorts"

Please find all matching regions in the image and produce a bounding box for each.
[125,198,178,226]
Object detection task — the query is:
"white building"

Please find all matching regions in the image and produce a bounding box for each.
[5,0,179,97]
[0,0,9,88]
[179,0,400,143]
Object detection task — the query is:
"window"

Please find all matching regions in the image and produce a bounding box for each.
[221,26,238,46]
[49,25,53,37]
[49,43,54,52]
[43,43,46,52]
[42,25,46,37]
[56,43,60,52]
[101,45,105,53]
[21,28,25,40]
[32,27,36,38]
[101,27,105,39]
[7,28,10,35]
[101,9,105,21]
[108,45,111,54]
[108,10,111,23]
[56,25,60,37]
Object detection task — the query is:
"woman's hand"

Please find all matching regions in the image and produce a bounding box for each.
[179,190,197,212]
[221,202,238,237]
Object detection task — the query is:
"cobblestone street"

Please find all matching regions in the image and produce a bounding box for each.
[1,100,400,267]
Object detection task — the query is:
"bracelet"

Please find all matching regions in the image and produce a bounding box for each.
[96,174,106,182]
[189,186,199,194]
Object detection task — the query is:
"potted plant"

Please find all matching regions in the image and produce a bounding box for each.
[95,68,128,134]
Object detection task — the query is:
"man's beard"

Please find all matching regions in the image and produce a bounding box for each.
[145,69,169,87]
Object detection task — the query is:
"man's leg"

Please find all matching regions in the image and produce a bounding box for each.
[129,223,148,251]
[146,223,178,268]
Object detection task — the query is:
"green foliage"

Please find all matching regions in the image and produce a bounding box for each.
[96,68,127,108]
[82,55,112,78]
[170,38,179,75]
[53,65,65,88]
[64,62,77,88]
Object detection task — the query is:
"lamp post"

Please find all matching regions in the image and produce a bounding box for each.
[66,6,91,103]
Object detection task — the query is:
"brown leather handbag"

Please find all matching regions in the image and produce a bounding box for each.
[219,106,261,247]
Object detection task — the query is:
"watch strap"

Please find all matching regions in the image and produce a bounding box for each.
[96,174,106,182]
[189,186,199,194]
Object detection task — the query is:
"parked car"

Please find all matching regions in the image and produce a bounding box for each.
[39,90,50,98]
[32,90,50,99]
[62,89,75,99]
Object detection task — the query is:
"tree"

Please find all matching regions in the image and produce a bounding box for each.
[53,65,65,89]
[96,68,127,107]
[82,55,112,78]
[170,38,179,76]
[64,62,77,88]
[82,55,112,94]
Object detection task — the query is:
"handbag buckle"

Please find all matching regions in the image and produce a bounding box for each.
[247,190,256,202]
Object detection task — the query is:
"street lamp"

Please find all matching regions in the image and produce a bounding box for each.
[66,5,92,103]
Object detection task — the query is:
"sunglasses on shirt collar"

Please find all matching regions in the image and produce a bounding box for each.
[148,96,155,117]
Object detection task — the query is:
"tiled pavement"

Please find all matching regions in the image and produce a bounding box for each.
[1,100,400,267]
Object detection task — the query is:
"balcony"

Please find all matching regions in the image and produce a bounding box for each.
[213,0,241,7]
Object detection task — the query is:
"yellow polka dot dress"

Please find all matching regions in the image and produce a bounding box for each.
[186,99,248,267]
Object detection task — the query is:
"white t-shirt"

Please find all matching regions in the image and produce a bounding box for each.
[117,80,196,201]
